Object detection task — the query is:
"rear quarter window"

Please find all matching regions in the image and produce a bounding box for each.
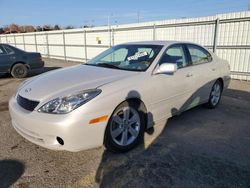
[187,44,212,65]
[0,46,6,55]
[3,46,14,54]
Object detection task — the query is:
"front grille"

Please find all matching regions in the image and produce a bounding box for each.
[17,95,39,111]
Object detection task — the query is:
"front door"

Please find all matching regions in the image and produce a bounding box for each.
[150,44,195,122]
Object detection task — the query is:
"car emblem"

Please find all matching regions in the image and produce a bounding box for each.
[25,88,32,93]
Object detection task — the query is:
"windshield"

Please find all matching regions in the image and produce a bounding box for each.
[85,44,163,71]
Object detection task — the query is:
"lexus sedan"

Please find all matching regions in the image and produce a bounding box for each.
[0,44,44,78]
[9,41,230,152]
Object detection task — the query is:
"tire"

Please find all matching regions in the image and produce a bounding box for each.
[11,63,28,78]
[206,80,223,109]
[104,100,146,152]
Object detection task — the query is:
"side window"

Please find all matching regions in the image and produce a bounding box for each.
[102,48,128,62]
[187,44,212,65]
[159,45,188,69]
[3,46,14,54]
[0,46,7,55]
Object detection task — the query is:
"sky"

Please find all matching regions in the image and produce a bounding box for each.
[0,0,249,28]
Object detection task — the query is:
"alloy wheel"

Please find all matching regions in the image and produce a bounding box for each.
[110,106,141,146]
[210,82,221,106]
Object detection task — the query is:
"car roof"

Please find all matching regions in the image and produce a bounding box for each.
[0,43,12,47]
[122,40,185,46]
[121,40,207,47]
[121,40,214,54]
[1,43,21,48]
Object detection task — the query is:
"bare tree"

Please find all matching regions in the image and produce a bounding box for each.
[0,28,4,34]
[25,25,35,33]
[18,26,26,33]
[42,25,52,31]
[3,26,10,34]
[36,26,43,32]
[9,24,19,33]
[65,25,75,30]
[54,24,61,30]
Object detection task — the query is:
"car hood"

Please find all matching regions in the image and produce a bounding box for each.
[18,65,138,101]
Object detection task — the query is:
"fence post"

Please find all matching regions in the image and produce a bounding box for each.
[153,24,156,40]
[6,35,8,43]
[14,34,17,47]
[84,30,88,62]
[34,33,38,52]
[111,28,115,46]
[109,26,112,47]
[213,18,220,53]
[23,34,26,51]
[62,31,67,61]
[0,35,2,43]
[45,32,50,58]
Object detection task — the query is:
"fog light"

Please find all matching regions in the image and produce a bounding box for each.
[56,137,64,145]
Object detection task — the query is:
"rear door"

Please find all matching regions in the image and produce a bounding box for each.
[185,44,218,105]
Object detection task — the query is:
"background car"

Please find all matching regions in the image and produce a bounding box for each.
[0,44,44,78]
[9,41,231,152]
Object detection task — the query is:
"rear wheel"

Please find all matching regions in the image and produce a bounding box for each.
[11,63,28,78]
[104,101,146,152]
[206,80,222,108]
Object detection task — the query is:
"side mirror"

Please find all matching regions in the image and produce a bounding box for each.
[155,63,177,74]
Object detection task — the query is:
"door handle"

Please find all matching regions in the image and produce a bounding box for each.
[186,73,193,77]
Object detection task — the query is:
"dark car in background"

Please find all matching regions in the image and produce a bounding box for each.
[0,44,44,78]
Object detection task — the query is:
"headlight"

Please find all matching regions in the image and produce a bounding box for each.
[38,89,101,114]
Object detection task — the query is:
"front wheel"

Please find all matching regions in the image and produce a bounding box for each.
[104,101,146,152]
[206,80,223,108]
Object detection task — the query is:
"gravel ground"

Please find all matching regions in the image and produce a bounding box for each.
[0,58,250,188]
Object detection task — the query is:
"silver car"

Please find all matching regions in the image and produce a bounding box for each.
[9,41,231,152]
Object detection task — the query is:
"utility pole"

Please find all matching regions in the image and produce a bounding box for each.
[108,15,110,28]
[137,11,140,23]
[108,14,112,47]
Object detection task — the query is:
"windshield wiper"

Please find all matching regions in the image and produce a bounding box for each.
[96,63,121,69]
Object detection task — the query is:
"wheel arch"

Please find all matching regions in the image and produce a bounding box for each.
[103,97,148,145]
[217,77,224,91]
[9,61,30,73]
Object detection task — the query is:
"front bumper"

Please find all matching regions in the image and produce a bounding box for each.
[9,96,108,152]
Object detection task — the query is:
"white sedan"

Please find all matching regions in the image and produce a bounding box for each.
[9,41,231,152]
